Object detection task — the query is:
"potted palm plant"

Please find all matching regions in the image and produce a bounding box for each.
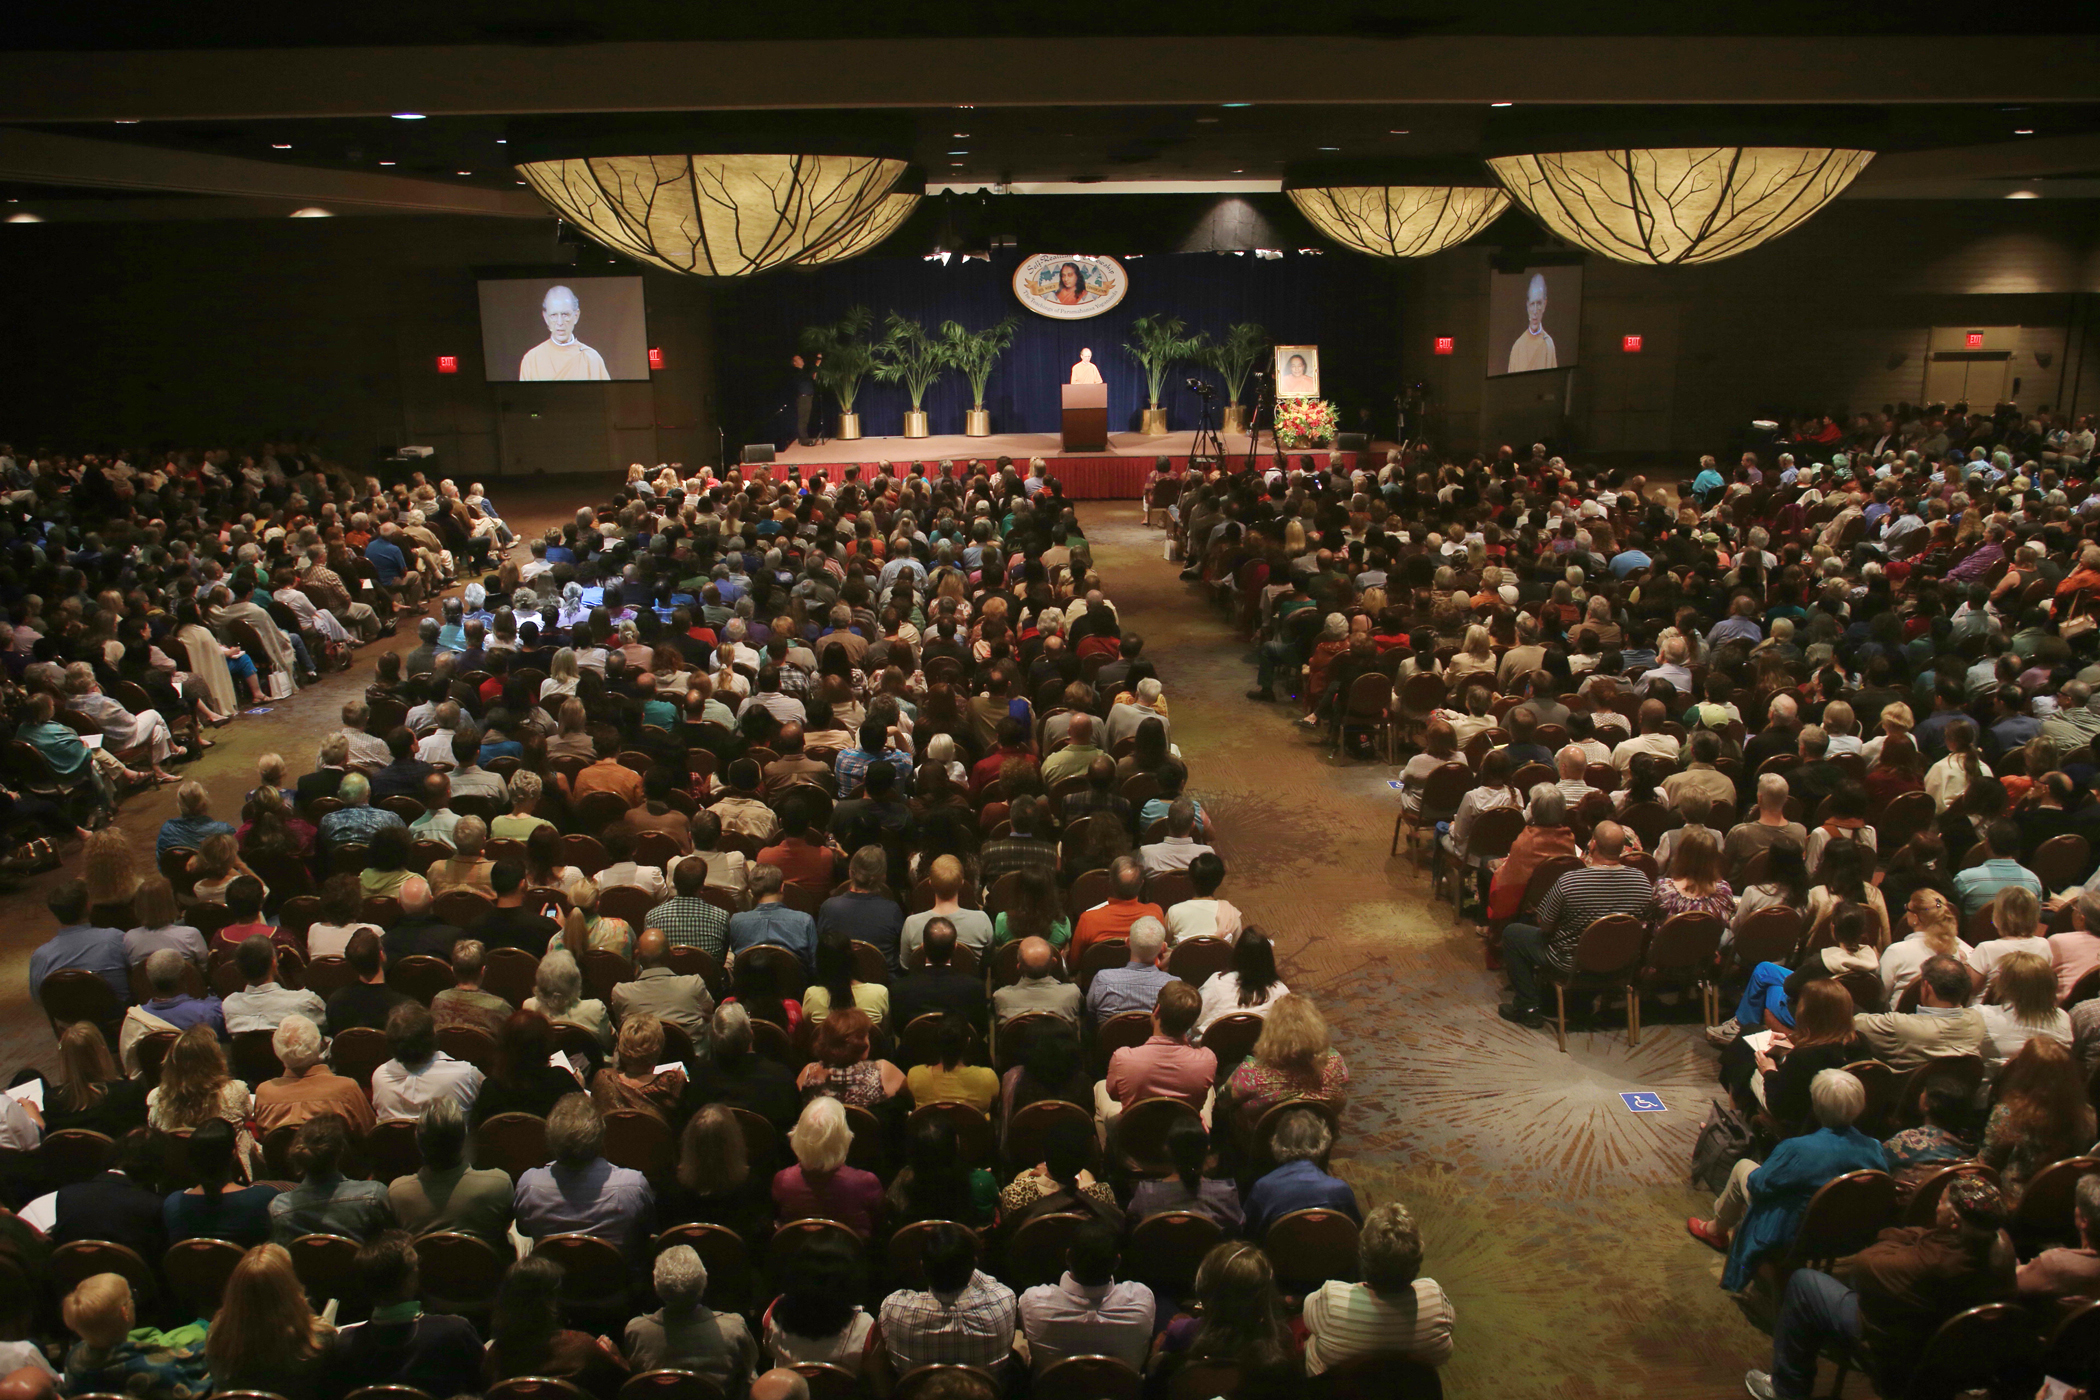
[936,315,1019,437]
[1125,314,1209,436]
[1207,322,1269,436]
[800,305,877,441]
[871,312,947,438]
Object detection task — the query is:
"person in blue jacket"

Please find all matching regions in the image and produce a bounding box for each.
[1689,1066,1889,1292]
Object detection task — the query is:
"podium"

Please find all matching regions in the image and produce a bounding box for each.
[1060,383,1107,452]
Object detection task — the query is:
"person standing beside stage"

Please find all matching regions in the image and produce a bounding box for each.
[790,353,821,447]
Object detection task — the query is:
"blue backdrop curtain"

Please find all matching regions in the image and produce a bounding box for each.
[711,248,1400,453]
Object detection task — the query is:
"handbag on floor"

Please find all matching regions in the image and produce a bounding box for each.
[1690,1097,1753,1194]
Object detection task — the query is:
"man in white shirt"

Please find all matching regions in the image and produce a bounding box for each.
[1610,699,1682,776]
[415,702,463,766]
[1139,800,1215,876]
[1019,1222,1155,1374]
[370,1002,485,1122]
[331,700,392,770]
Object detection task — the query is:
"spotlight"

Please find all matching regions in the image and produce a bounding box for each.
[391,112,426,120]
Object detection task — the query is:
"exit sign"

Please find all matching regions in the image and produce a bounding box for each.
[1433,336,1454,355]
[648,347,665,370]
[1966,331,1985,348]
[435,355,458,374]
[1622,334,1643,353]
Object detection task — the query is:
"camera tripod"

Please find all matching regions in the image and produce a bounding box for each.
[1187,389,1224,472]
[1242,370,1280,472]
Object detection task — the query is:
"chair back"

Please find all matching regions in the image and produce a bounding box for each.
[474,1111,551,1180]
[884,1219,973,1291]
[1464,807,1527,864]
[1833,968,1884,1014]
[2034,835,2093,897]
[787,1364,859,1400]
[136,1030,179,1087]
[363,1117,422,1182]
[765,1217,862,1273]
[1067,868,1114,922]
[1912,1303,2044,1400]
[580,948,634,1004]
[1309,1354,1446,1400]
[1396,672,1446,716]
[50,1239,154,1302]
[907,1100,996,1166]
[1166,936,1233,987]
[484,947,542,1006]
[1570,914,1646,975]
[161,1237,246,1313]
[436,1023,499,1072]
[1125,1210,1224,1296]
[1005,1211,1092,1288]
[734,944,805,998]
[617,1372,726,1400]
[1200,1012,1266,1078]
[38,968,122,1035]
[330,1025,391,1094]
[1877,790,1937,851]
[2044,1298,2100,1388]
[1263,1207,1361,1290]
[1004,1099,1097,1173]
[534,1231,630,1308]
[1782,1170,1897,1272]
[39,1129,116,1186]
[287,1231,365,1313]
[1418,762,1474,818]
[1142,869,1197,911]
[1034,1356,1143,1400]
[1840,1060,1899,1138]
[1115,1096,1202,1176]
[229,1029,285,1087]
[598,885,656,927]
[434,888,496,928]
[725,1108,779,1175]
[1731,906,1804,966]
[485,1379,591,1400]
[387,954,458,1004]
[2013,1155,2100,1248]
[1074,937,1129,993]
[1902,1162,2001,1229]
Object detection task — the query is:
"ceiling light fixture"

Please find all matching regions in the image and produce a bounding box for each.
[456,170,472,175]
[113,119,140,124]
[6,213,43,223]
[2006,190,2040,199]
[515,153,912,275]
[391,112,426,121]
[378,160,395,166]
[496,139,507,144]
[289,207,333,218]
[1287,180,1510,259]
[2014,128,2035,135]
[1491,101,1513,108]
[1389,130,1410,136]
[1487,145,1873,265]
[272,143,292,150]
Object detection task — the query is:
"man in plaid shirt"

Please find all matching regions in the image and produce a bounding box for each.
[642,861,730,963]
[834,720,914,797]
[878,1222,1018,1375]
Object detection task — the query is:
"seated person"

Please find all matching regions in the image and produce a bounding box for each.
[329,1231,485,1400]
[622,1245,759,1393]
[1017,1221,1155,1374]
[1244,1107,1359,1238]
[387,1098,513,1249]
[876,1221,1018,1378]
[514,1093,656,1266]
[370,1001,486,1123]
[268,1111,395,1243]
[2020,1172,2100,1300]
[1302,1201,1455,1374]
[60,1272,210,1400]
[773,1096,883,1237]
[254,1013,376,1137]
[1096,981,1215,1130]
[904,1014,999,1114]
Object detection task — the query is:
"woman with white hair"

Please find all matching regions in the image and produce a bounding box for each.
[1689,1068,1888,1290]
[64,662,181,782]
[773,1096,883,1236]
[540,648,580,703]
[622,1244,758,1387]
[523,948,611,1051]
[556,582,590,634]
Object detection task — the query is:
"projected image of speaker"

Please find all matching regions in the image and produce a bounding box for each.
[477,274,650,382]
[740,444,776,465]
[1487,263,1583,378]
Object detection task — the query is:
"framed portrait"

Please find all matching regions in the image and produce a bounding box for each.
[1013,254,1129,320]
[1274,345,1321,399]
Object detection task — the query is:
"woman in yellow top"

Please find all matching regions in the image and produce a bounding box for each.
[903,1014,998,1115]
[802,932,891,1028]
[358,825,416,899]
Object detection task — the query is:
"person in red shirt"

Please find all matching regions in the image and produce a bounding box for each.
[561,732,644,809]
[1067,856,1164,972]
[970,718,1036,796]
[757,794,838,895]
[208,876,299,959]
[1097,980,1217,1127]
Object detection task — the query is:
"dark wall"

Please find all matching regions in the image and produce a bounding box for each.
[1395,200,2100,458]
[711,248,1403,450]
[0,215,722,479]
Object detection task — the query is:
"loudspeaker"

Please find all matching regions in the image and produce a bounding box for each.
[1335,432,1369,452]
[740,444,776,465]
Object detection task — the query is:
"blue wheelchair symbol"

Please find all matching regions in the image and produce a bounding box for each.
[1620,1092,1666,1113]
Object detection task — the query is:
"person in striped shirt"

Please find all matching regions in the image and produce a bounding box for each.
[1497,821,1655,1029]
[1302,1201,1455,1375]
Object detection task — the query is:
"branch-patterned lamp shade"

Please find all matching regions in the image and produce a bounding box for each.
[1287,185,1509,258]
[516,153,910,276]
[819,192,921,263]
[1486,146,1874,265]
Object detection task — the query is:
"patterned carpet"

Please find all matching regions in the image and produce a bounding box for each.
[1075,503,1766,1399]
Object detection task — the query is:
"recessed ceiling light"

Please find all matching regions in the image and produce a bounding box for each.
[379,160,395,166]
[495,138,507,144]
[113,119,140,125]
[950,162,964,167]
[271,143,292,150]
[456,170,472,176]
[1231,168,1244,174]
[515,180,526,186]
[289,207,333,218]
[2007,190,2040,199]
[391,112,425,120]
[1389,129,1410,135]
[1491,101,1513,108]
[953,132,968,138]
[948,150,968,155]
[1318,146,1339,151]
[6,213,43,223]
[1221,103,1250,108]
[2014,128,2035,135]
[1196,117,1219,124]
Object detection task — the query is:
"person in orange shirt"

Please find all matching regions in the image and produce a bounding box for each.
[1067,856,1164,972]
[560,732,645,809]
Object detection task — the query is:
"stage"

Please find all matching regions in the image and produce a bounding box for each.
[745,429,1392,499]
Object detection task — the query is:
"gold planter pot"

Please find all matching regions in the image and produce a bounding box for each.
[1140,407,1169,435]
[1221,405,1248,435]
[964,408,991,437]
[836,412,862,441]
[903,410,929,439]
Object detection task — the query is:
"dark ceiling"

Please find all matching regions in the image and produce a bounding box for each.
[6,0,2097,46]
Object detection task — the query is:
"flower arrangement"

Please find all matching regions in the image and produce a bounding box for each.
[1273,397,1339,449]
